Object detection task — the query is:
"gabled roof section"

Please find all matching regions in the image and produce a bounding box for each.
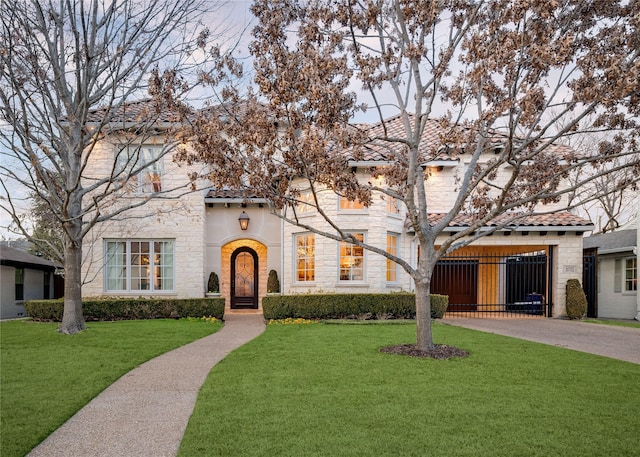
[0,246,61,271]
[583,229,637,253]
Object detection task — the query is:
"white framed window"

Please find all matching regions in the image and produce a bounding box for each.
[116,145,164,193]
[386,196,401,215]
[339,232,365,281]
[338,195,365,211]
[296,191,316,214]
[386,233,398,282]
[294,233,315,282]
[105,239,175,292]
[625,257,637,292]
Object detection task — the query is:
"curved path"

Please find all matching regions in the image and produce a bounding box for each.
[28,313,265,457]
[443,317,640,364]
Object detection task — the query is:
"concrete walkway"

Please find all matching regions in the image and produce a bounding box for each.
[28,313,265,457]
[443,317,640,364]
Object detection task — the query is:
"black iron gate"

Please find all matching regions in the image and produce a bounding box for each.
[434,251,551,318]
[583,253,597,318]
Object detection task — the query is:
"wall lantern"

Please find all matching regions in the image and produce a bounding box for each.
[238,211,250,230]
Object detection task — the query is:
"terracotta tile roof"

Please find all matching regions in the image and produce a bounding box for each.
[428,211,593,229]
[349,113,575,162]
[86,99,187,124]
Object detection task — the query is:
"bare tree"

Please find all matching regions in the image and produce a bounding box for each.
[0,0,229,333]
[170,0,640,351]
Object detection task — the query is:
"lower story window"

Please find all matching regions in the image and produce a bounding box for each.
[105,240,175,292]
[625,257,637,292]
[295,233,315,282]
[386,233,398,282]
[339,232,365,281]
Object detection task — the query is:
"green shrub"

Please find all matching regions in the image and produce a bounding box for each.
[262,293,448,321]
[430,294,449,318]
[207,272,220,293]
[24,298,225,322]
[267,270,280,293]
[565,279,587,320]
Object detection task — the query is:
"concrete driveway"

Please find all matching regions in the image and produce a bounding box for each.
[442,318,640,364]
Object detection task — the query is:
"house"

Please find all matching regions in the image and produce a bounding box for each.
[583,217,639,320]
[0,244,62,319]
[81,106,593,318]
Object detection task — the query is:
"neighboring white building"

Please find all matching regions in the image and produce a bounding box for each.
[583,211,639,320]
[0,245,60,319]
[81,107,594,317]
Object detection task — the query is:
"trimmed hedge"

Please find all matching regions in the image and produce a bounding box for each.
[262,293,448,320]
[24,298,225,322]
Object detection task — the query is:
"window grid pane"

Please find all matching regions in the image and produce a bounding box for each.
[106,242,127,291]
[625,258,637,291]
[130,241,150,290]
[295,234,315,281]
[386,196,400,214]
[339,196,365,210]
[339,233,364,281]
[105,240,174,293]
[386,234,397,282]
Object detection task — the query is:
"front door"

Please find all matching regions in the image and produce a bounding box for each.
[231,247,258,309]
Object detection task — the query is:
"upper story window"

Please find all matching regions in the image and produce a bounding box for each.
[338,195,365,211]
[386,196,401,215]
[625,257,637,292]
[105,239,174,293]
[295,191,316,214]
[116,145,164,193]
[339,232,365,281]
[294,233,315,282]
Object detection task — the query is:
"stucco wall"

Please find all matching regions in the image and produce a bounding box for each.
[596,254,638,319]
[205,204,282,310]
[1,265,53,319]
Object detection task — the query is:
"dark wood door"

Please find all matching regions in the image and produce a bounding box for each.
[432,260,478,311]
[231,247,258,309]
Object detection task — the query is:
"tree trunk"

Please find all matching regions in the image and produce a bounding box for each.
[415,279,434,350]
[58,224,85,334]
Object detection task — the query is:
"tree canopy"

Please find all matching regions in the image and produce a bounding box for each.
[169,0,640,350]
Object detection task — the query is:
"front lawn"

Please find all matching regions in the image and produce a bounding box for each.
[179,322,639,457]
[0,318,221,457]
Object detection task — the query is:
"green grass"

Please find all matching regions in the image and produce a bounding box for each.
[179,322,640,457]
[1,318,221,457]
[583,318,640,328]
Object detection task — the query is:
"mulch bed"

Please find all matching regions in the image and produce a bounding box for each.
[380,343,469,359]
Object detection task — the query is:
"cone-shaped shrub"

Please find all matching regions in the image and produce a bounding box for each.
[565,278,587,319]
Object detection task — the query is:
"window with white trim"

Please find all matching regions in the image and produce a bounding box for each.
[116,145,164,193]
[386,196,401,215]
[338,195,365,211]
[386,233,398,282]
[625,257,637,292]
[105,240,174,292]
[294,233,315,282]
[296,191,316,214]
[339,232,365,281]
